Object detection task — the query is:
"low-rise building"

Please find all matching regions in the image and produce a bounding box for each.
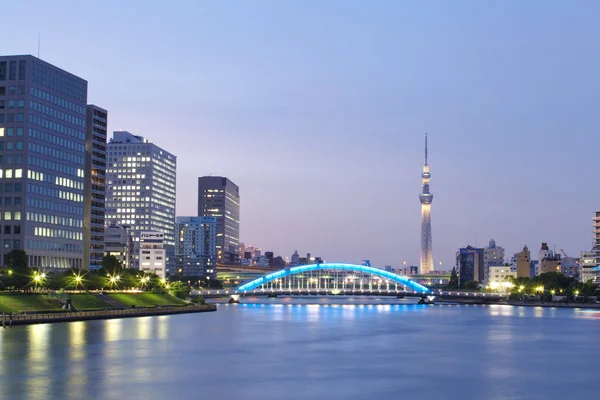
[488,265,517,290]
[139,231,166,278]
[104,224,133,268]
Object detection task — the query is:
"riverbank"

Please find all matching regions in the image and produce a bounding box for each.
[2,303,216,327]
[436,298,600,309]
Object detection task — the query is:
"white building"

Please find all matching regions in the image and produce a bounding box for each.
[580,251,597,283]
[537,242,553,276]
[487,265,517,291]
[139,231,166,278]
[483,239,505,283]
[105,131,176,271]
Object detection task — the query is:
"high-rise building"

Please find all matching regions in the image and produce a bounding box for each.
[483,239,504,283]
[593,211,600,267]
[0,55,87,269]
[516,246,531,278]
[103,223,133,268]
[197,176,240,264]
[456,245,484,287]
[176,216,217,278]
[105,131,176,271]
[84,105,107,270]
[419,133,434,273]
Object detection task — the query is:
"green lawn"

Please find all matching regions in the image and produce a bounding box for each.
[69,294,114,310]
[107,293,186,307]
[0,294,62,313]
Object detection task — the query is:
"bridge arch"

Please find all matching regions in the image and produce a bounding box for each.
[235,263,430,294]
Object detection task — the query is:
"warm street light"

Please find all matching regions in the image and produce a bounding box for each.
[574,290,580,296]
[535,286,544,293]
[518,285,525,292]
[7,269,13,276]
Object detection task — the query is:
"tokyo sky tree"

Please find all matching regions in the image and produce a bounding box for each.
[419,133,434,273]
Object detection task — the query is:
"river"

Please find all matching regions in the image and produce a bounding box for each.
[0,297,598,400]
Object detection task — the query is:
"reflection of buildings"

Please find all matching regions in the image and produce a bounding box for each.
[197,176,240,265]
[104,224,133,268]
[456,246,484,287]
[176,216,217,278]
[419,134,434,274]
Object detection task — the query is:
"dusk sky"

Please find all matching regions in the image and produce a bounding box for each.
[3,0,600,268]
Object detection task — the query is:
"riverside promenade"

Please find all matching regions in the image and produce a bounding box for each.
[1,304,216,327]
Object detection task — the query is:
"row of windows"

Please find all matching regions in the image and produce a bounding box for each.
[0,154,24,165]
[28,156,80,179]
[0,127,24,137]
[0,141,24,151]
[0,211,22,221]
[0,182,22,193]
[30,86,86,116]
[0,85,25,96]
[0,168,23,178]
[26,197,83,216]
[2,239,20,250]
[1,225,21,235]
[0,61,26,81]
[26,239,83,254]
[0,113,24,123]
[27,169,83,190]
[29,114,85,141]
[29,128,85,152]
[27,183,84,203]
[0,196,21,207]
[30,100,85,128]
[34,226,82,240]
[0,99,25,109]
[28,141,84,165]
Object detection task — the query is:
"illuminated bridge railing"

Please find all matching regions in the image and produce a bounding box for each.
[234,263,431,294]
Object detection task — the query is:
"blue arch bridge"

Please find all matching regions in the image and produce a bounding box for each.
[195,263,508,303]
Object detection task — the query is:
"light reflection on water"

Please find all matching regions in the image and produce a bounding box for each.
[0,299,598,400]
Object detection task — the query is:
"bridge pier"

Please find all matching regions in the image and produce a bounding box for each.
[228,294,240,304]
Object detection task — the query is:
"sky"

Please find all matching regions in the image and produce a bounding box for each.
[3,0,600,269]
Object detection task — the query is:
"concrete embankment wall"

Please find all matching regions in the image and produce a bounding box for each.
[2,305,217,327]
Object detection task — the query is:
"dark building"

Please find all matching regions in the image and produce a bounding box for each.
[456,245,484,287]
[197,176,240,264]
[0,55,88,269]
[84,105,107,270]
[264,251,274,267]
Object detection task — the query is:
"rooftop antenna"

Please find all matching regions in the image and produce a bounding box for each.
[37,32,41,59]
[425,132,428,165]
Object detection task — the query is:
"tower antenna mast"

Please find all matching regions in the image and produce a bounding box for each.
[425,132,428,165]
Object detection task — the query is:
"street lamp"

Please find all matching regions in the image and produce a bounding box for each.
[535,286,544,293]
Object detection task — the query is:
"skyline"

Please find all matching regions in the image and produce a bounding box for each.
[3,0,600,268]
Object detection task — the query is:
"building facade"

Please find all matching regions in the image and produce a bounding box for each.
[84,105,107,270]
[516,245,531,278]
[105,131,176,271]
[0,55,87,269]
[176,216,217,278]
[537,242,553,276]
[580,251,597,283]
[483,239,505,283]
[103,223,132,268]
[419,133,434,273]
[139,231,166,278]
[488,265,517,288]
[197,176,239,265]
[456,245,484,287]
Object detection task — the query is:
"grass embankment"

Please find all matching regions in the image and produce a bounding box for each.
[0,294,62,313]
[69,294,114,310]
[107,293,186,307]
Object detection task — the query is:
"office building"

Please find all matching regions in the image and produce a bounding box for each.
[290,250,300,266]
[537,242,553,275]
[104,223,132,268]
[105,131,177,271]
[483,239,504,283]
[456,246,484,287]
[176,216,217,278]
[594,211,600,267]
[580,251,597,283]
[487,265,517,289]
[516,246,531,278]
[83,105,107,270]
[561,257,579,278]
[540,253,561,274]
[197,176,240,264]
[419,133,434,273]
[0,55,87,269]
[139,231,166,277]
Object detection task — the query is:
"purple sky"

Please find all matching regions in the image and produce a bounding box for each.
[4,0,600,268]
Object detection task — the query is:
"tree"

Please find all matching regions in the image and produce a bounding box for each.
[5,249,28,270]
[447,267,459,289]
[169,281,191,300]
[463,280,479,290]
[273,256,287,269]
[101,255,122,275]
